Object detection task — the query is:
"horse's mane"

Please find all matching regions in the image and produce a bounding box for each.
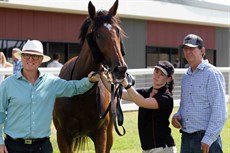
[79,10,125,46]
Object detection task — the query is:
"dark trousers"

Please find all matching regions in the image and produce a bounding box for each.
[180,130,223,153]
[5,137,53,153]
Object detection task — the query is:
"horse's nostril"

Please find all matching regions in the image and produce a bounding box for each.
[122,66,127,73]
[113,67,118,73]
[113,66,127,73]
[112,66,127,82]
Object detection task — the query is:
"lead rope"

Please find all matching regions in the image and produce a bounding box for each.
[111,83,126,136]
[96,66,111,119]
[115,84,124,126]
[95,66,125,136]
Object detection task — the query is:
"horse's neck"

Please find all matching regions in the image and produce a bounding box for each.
[72,48,99,80]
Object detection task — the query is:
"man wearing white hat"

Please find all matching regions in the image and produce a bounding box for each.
[0,40,99,153]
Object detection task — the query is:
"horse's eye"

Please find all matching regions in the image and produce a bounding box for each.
[96,33,107,40]
[116,28,120,36]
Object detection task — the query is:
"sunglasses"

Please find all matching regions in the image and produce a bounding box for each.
[22,53,42,61]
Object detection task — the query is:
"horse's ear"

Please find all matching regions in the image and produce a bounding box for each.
[88,1,96,19]
[108,0,118,17]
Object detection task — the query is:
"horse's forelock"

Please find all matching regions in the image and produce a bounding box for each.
[79,9,125,46]
[95,10,125,38]
[94,10,110,30]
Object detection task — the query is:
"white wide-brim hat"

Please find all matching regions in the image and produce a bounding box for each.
[14,40,51,63]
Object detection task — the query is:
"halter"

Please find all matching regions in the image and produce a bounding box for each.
[85,19,127,136]
[91,66,126,136]
[86,23,126,63]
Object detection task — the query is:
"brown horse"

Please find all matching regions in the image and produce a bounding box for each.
[53,0,127,153]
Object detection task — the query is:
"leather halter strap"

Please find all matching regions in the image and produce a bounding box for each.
[86,31,126,64]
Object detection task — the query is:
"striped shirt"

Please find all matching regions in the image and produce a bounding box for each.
[177,60,228,146]
[13,60,23,74]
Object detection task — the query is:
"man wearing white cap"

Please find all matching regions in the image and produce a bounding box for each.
[0,40,100,153]
[172,34,227,153]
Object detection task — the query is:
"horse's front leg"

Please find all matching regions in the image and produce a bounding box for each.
[56,129,75,153]
[106,118,113,153]
[91,126,109,153]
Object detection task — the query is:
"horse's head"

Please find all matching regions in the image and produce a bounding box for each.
[85,0,127,83]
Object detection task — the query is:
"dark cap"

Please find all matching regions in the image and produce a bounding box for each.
[154,61,174,77]
[181,34,204,48]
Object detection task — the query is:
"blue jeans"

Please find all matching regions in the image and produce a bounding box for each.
[180,131,223,153]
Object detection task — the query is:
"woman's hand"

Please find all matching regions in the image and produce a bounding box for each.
[121,73,135,90]
[121,78,129,88]
[99,71,113,92]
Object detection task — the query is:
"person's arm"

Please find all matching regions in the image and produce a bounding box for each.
[100,72,160,109]
[121,78,159,109]
[5,62,12,68]
[171,113,182,129]
[52,71,99,97]
[0,84,7,145]
[0,113,6,145]
[100,72,159,109]
[201,72,227,147]
[68,71,99,95]
[0,113,7,152]
[88,71,100,83]
[0,84,9,153]
[100,72,133,101]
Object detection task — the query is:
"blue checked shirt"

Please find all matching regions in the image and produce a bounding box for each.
[0,71,94,144]
[176,60,228,146]
[13,60,23,74]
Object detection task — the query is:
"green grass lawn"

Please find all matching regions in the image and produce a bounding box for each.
[51,103,230,153]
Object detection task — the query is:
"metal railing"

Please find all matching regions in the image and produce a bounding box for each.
[1,67,229,111]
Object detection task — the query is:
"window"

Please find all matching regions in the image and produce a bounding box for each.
[0,39,82,66]
[146,46,181,67]
[146,46,216,68]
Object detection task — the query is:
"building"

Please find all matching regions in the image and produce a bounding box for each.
[0,0,229,68]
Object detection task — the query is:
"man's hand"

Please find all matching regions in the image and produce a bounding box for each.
[171,115,182,128]
[88,71,100,83]
[201,142,210,153]
[0,144,8,153]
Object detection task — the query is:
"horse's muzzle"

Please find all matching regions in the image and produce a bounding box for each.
[112,65,127,83]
